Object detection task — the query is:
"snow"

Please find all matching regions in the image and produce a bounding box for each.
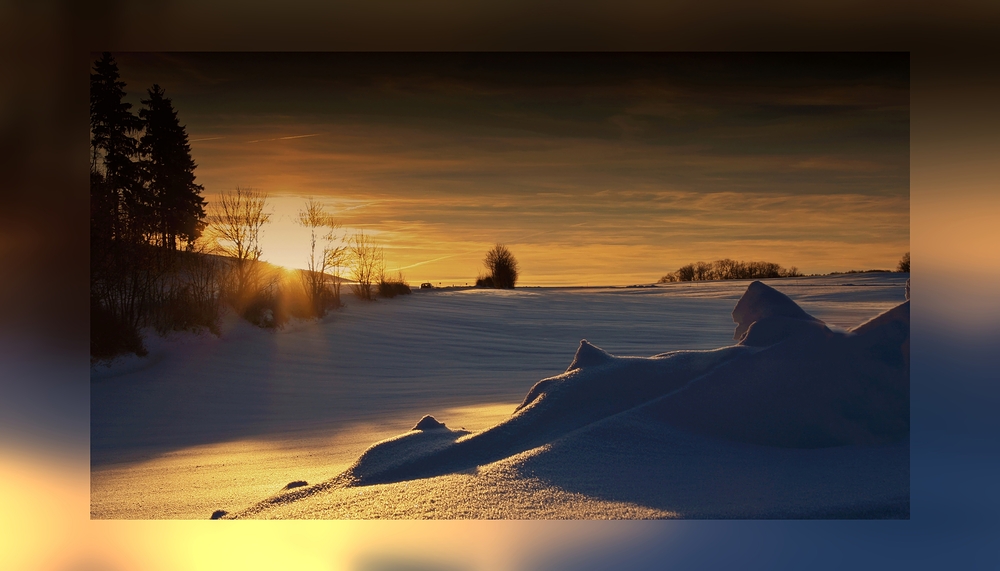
[91,273,908,519]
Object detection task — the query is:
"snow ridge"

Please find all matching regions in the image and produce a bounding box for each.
[222,280,909,519]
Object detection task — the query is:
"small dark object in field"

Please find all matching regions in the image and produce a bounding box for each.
[282,480,308,490]
[412,415,446,430]
[210,509,228,519]
[420,282,434,289]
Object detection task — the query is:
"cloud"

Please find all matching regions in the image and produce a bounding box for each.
[121,53,909,282]
[246,133,323,144]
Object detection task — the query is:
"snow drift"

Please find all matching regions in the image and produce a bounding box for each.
[221,280,909,519]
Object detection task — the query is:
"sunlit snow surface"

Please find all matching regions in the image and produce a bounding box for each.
[91,273,908,519]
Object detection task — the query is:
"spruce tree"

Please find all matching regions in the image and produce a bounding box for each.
[139,84,206,250]
[90,53,150,358]
[90,52,143,242]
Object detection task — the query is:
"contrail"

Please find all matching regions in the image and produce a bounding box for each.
[341,202,376,212]
[190,136,225,142]
[394,253,473,271]
[247,133,323,143]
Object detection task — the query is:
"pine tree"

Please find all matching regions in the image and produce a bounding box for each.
[90,52,143,242]
[139,84,206,250]
[90,53,151,358]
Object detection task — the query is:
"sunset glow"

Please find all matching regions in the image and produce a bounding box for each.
[113,53,909,285]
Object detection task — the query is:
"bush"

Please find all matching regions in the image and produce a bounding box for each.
[483,244,519,288]
[241,288,287,329]
[152,285,220,336]
[475,273,495,288]
[378,272,412,298]
[91,296,147,360]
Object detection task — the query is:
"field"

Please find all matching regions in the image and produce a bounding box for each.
[91,273,909,519]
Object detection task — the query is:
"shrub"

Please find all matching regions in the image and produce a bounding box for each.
[241,287,287,329]
[149,249,223,335]
[91,296,147,360]
[378,271,412,298]
[152,284,220,336]
[483,244,519,288]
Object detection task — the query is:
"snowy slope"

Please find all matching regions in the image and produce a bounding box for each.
[213,276,909,519]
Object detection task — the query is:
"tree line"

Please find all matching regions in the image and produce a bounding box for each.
[90,53,409,361]
[659,252,909,284]
[91,52,211,359]
[658,259,802,283]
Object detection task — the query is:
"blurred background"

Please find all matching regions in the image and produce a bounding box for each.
[1,1,998,569]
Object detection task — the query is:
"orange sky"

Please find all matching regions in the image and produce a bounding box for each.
[115,53,910,285]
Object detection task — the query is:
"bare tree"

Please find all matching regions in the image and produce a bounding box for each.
[897,252,910,273]
[715,258,739,280]
[484,243,519,288]
[348,231,383,301]
[206,186,271,310]
[694,261,713,281]
[661,258,799,283]
[297,199,346,315]
[675,263,695,281]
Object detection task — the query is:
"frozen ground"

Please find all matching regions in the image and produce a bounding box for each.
[91,273,908,519]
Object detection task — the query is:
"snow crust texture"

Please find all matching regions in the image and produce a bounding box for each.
[223,280,909,519]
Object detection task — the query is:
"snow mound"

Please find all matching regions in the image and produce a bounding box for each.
[224,280,909,518]
[732,280,822,342]
[566,339,615,370]
[412,415,447,431]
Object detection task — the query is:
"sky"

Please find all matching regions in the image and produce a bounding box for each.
[112,53,909,286]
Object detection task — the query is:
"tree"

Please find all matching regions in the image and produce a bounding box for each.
[897,252,910,273]
[91,52,144,243]
[484,243,519,288]
[694,261,713,281]
[297,199,346,315]
[675,263,695,281]
[348,231,383,301]
[715,258,739,280]
[139,84,207,250]
[659,258,798,283]
[207,187,271,309]
[90,53,152,358]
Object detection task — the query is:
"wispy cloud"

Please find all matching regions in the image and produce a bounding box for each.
[126,54,908,282]
[247,133,323,144]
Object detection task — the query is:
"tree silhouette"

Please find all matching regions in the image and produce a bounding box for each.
[347,231,382,301]
[139,84,206,250]
[897,252,910,273]
[297,199,346,314]
[660,259,800,283]
[484,243,519,288]
[90,53,150,358]
[207,187,271,310]
[90,52,143,243]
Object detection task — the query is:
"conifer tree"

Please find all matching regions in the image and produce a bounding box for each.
[90,53,150,358]
[139,84,207,250]
[90,52,143,242]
